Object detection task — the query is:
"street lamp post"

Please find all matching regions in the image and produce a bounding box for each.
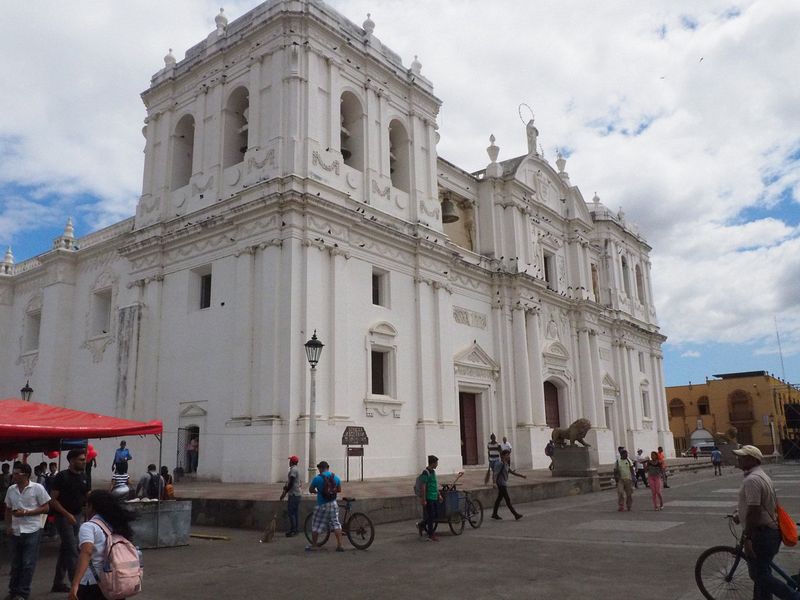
[304,331,324,487]
[20,380,33,402]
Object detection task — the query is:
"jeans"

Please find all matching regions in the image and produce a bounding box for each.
[54,513,81,586]
[493,485,520,517]
[747,526,800,600]
[287,495,301,533]
[9,530,42,599]
[424,500,438,537]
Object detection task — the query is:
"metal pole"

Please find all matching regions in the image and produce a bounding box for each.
[307,365,317,487]
[156,434,163,549]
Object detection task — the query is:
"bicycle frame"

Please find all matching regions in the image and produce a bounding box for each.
[721,517,797,589]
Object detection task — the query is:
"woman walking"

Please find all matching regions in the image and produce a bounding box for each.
[69,490,137,600]
[646,451,664,511]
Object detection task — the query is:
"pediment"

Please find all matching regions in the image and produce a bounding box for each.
[602,373,620,397]
[369,321,398,337]
[543,340,570,360]
[180,403,208,418]
[454,342,500,372]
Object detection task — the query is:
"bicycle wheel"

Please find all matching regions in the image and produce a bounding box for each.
[448,512,465,535]
[303,512,331,546]
[695,546,752,600]
[466,498,483,529]
[345,512,375,550]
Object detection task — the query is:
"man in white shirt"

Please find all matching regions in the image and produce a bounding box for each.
[4,462,51,600]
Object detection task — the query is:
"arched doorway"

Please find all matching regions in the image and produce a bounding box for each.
[544,381,561,429]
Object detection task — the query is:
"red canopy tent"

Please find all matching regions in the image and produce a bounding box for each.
[0,398,162,441]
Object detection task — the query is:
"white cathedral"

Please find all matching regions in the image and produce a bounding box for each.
[0,1,673,482]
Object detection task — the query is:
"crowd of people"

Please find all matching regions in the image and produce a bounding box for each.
[2,441,172,600]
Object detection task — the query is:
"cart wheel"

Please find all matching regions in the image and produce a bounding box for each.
[448,512,465,535]
[466,498,484,529]
[304,512,331,546]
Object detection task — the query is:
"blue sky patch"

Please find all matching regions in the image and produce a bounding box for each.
[680,15,699,30]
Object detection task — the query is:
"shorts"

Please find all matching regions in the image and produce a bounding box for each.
[312,500,341,533]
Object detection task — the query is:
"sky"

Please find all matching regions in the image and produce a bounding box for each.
[0,1,798,388]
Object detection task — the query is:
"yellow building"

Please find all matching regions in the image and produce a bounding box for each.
[667,371,800,455]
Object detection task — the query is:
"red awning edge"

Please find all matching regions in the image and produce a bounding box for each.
[0,398,163,441]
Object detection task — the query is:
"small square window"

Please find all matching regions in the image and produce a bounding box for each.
[543,252,555,290]
[24,311,41,352]
[91,289,112,336]
[638,352,646,372]
[642,390,651,419]
[371,268,389,307]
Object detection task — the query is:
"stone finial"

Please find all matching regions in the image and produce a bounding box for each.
[410,55,422,75]
[1,246,13,274]
[164,48,176,68]
[592,192,600,204]
[63,217,75,240]
[556,151,566,173]
[363,13,375,35]
[617,207,626,222]
[486,134,500,163]
[526,119,539,156]
[215,7,228,35]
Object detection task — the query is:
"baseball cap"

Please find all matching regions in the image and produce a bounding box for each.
[288,455,299,464]
[732,445,763,462]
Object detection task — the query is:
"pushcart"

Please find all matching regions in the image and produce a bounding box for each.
[416,472,484,536]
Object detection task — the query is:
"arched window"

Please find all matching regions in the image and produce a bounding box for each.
[669,398,685,418]
[388,119,410,193]
[340,92,364,171]
[635,264,645,302]
[222,87,249,168]
[728,389,753,423]
[620,256,631,297]
[697,395,710,415]
[171,114,195,191]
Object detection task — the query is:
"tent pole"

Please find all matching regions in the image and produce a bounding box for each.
[156,433,163,549]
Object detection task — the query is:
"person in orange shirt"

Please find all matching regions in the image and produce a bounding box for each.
[657,447,669,488]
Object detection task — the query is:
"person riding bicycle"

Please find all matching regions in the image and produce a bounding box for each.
[306,461,344,552]
[732,445,800,599]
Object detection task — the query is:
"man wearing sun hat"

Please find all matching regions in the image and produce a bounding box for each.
[733,444,799,599]
[279,455,302,537]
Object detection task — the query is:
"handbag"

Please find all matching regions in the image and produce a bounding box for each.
[776,504,798,547]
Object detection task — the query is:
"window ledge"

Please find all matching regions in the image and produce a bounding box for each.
[364,395,403,418]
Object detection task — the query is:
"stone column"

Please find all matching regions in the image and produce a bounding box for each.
[588,330,605,427]
[328,249,349,420]
[512,306,532,425]
[248,56,264,149]
[526,309,546,426]
[229,246,256,422]
[433,281,455,424]
[414,278,437,425]
[626,344,641,429]
[577,328,598,425]
[613,340,631,435]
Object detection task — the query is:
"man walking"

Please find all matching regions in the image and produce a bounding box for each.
[4,462,51,600]
[484,434,502,485]
[307,461,344,552]
[633,449,648,488]
[491,450,526,520]
[49,449,89,594]
[733,445,800,599]
[711,446,723,476]
[417,455,442,541]
[614,449,635,511]
[111,440,132,475]
[279,455,302,536]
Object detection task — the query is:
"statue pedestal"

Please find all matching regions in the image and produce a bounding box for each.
[551,446,596,478]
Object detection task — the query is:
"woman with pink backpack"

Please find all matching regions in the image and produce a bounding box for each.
[69,490,141,600]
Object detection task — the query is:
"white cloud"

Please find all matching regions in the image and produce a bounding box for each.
[681,351,701,358]
[1,0,799,369]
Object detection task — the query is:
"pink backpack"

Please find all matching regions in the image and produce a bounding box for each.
[89,517,143,599]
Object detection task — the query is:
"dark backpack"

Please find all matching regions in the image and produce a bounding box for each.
[544,443,554,457]
[146,474,160,499]
[321,473,337,502]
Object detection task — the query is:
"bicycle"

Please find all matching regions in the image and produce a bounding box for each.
[303,496,375,550]
[695,515,800,599]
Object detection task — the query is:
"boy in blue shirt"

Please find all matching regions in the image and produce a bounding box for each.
[307,461,343,551]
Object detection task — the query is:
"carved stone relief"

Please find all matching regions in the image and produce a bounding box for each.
[452,306,487,329]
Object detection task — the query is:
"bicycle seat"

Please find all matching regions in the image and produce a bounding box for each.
[342,497,355,502]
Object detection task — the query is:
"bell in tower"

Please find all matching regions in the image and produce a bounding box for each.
[440,193,459,223]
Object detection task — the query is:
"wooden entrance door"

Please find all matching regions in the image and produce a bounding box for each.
[459,392,479,465]
[544,382,561,429]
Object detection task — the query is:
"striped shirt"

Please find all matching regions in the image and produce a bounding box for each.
[487,442,501,460]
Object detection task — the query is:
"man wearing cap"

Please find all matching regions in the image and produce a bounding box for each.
[733,444,800,599]
[279,456,302,537]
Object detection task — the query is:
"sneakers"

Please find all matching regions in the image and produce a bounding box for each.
[491,514,502,520]
[514,514,523,520]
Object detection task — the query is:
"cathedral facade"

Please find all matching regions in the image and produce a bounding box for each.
[0,0,672,482]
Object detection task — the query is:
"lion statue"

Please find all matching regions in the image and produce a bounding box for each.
[714,426,738,445]
[551,418,592,448]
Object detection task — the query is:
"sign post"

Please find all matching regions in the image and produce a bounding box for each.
[342,426,368,482]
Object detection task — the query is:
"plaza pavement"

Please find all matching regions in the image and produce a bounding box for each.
[5,461,798,599]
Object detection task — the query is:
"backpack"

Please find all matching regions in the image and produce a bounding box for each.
[321,473,338,502]
[413,470,429,497]
[88,518,143,599]
[544,443,554,457]
[146,474,160,499]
